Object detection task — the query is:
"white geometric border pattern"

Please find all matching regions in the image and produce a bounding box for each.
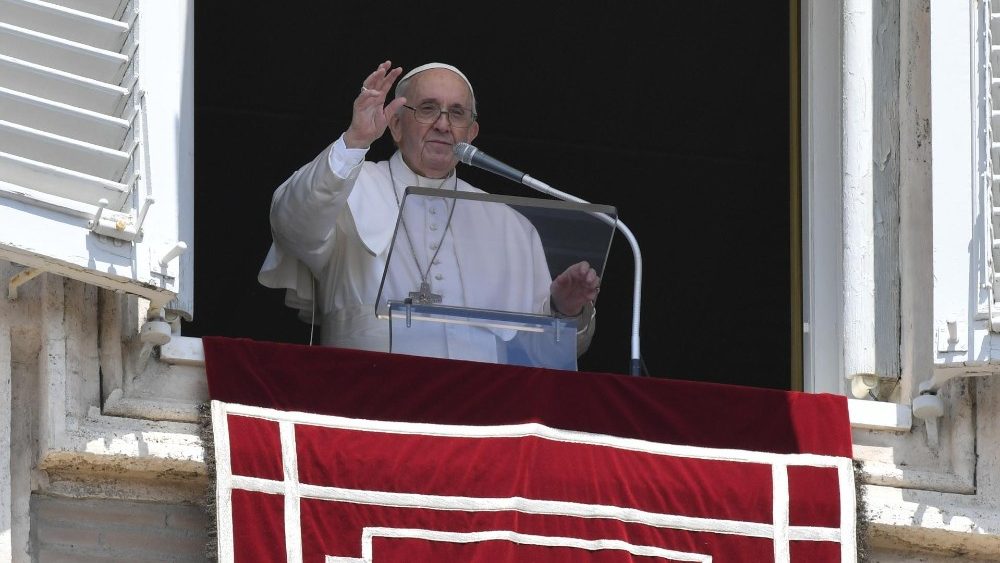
[324,528,714,562]
[211,401,856,563]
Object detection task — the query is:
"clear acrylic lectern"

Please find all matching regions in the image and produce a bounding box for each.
[375,187,616,370]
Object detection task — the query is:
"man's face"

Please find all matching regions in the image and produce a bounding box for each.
[389,69,479,179]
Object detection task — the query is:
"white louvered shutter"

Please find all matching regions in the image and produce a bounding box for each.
[0,0,193,316]
[987,0,1000,328]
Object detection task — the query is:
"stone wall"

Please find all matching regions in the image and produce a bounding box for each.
[31,496,207,562]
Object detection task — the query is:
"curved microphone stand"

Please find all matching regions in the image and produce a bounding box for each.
[454,143,644,376]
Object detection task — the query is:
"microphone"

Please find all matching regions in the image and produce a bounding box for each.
[453,142,645,376]
[453,142,526,184]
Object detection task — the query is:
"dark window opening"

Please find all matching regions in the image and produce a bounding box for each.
[188,2,792,389]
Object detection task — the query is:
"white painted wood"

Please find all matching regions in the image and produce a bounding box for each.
[43,0,125,20]
[802,0,844,394]
[0,182,134,253]
[0,21,129,83]
[0,54,127,115]
[842,0,877,396]
[0,119,129,180]
[135,0,194,317]
[0,0,129,51]
[0,0,193,315]
[930,0,977,369]
[0,197,177,308]
[0,154,130,208]
[0,179,126,219]
[0,86,129,148]
[978,1,998,325]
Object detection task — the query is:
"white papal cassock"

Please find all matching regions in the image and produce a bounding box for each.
[259,136,592,364]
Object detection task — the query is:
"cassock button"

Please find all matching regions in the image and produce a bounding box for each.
[429,224,438,231]
[435,273,444,281]
[430,243,438,250]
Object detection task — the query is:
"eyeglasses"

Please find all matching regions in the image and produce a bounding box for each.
[402,103,477,128]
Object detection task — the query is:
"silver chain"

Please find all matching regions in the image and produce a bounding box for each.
[388,164,458,288]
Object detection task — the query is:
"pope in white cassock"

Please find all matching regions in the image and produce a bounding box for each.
[259,61,600,366]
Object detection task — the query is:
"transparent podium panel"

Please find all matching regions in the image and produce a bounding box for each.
[387,302,580,370]
[376,187,617,370]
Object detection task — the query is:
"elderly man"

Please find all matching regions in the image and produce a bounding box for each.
[259,61,599,365]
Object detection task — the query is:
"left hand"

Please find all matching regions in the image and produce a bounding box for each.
[550,261,600,317]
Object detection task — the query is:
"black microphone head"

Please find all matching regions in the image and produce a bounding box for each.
[453,142,477,164]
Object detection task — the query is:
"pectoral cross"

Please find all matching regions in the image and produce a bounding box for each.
[408,281,442,304]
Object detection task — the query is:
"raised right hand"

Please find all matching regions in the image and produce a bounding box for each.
[343,61,408,149]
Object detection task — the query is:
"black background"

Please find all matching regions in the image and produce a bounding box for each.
[186,2,792,388]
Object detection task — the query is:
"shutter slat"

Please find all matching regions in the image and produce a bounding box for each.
[0,0,129,51]
[0,22,128,83]
[0,119,128,180]
[39,0,124,20]
[0,0,190,312]
[0,0,131,213]
[0,151,129,209]
[0,86,128,148]
[986,0,1000,318]
[0,178,94,218]
[0,54,127,115]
